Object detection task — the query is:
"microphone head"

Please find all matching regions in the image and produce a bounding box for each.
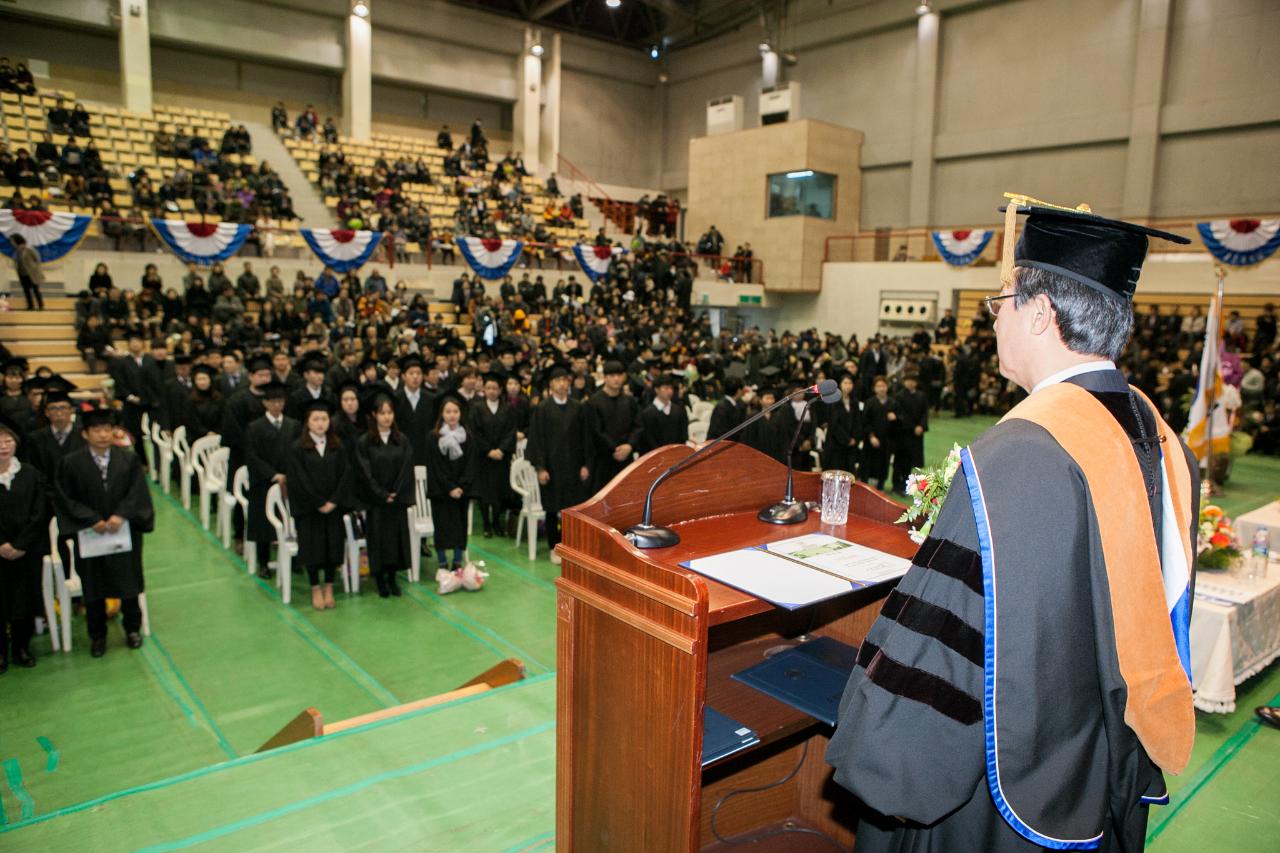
[816,378,842,403]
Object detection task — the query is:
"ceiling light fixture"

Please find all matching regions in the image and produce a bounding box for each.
[649,45,660,60]
[352,1,370,18]
[531,42,545,57]
[606,0,622,8]
[915,1,933,16]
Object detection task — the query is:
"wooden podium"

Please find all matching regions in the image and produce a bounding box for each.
[555,442,915,851]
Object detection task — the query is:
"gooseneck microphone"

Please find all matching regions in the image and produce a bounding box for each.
[758,381,842,524]
[625,379,840,549]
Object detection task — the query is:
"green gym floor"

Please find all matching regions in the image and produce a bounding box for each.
[0,415,1276,851]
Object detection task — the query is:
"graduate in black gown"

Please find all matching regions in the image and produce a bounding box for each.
[159,354,195,435]
[741,388,787,463]
[0,414,50,672]
[425,395,483,594]
[286,398,352,611]
[25,390,84,575]
[354,391,415,598]
[890,371,929,493]
[244,380,301,578]
[286,354,335,422]
[54,407,154,657]
[635,373,689,455]
[0,357,36,438]
[525,365,593,565]
[220,354,271,539]
[467,374,518,538]
[821,371,864,477]
[775,379,817,472]
[332,381,364,446]
[707,376,748,440]
[503,375,532,437]
[861,375,896,490]
[394,354,437,468]
[585,360,640,493]
[183,365,226,439]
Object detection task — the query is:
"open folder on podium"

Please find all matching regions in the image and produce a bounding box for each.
[680,533,910,610]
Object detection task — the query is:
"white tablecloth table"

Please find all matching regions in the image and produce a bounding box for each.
[1189,561,1280,713]
[1235,500,1280,550]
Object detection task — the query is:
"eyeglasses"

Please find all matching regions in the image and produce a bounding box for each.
[984,293,1016,316]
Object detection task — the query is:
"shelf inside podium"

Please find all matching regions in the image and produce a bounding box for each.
[643,509,915,626]
[703,636,828,769]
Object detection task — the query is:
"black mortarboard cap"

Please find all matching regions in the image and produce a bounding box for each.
[398,354,424,372]
[0,411,23,442]
[758,365,781,379]
[602,360,626,375]
[174,353,193,366]
[359,355,379,371]
[481,372,504,386]
[192,364,219,381]
[3,357,29,374]
[43,389,72,407]
[22,376,48,393]
[303,396,337,416]
[1001,198,1190,301]
[246,354,272,373]
[260,379,291,400]
[544,364,571,383]
[79,405,118,428]
[653,373,678,388]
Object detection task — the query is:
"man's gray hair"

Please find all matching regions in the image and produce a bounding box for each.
[1013,266,1133,361]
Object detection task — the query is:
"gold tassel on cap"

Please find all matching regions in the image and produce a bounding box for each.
[1000,192,1094,288]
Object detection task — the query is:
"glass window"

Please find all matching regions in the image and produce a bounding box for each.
[766,170,836,219]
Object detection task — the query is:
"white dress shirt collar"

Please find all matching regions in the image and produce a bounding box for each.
[1031,360,1116,395]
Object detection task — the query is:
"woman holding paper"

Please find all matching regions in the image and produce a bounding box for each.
[286,398,353,611]
[0,414,50,672]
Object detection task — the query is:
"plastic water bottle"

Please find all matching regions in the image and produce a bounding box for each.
[1248,527,1270,582]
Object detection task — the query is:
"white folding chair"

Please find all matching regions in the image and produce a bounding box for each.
[265,483,299,604]
[407,465,434,583]
[514,437,527,461]
[688,420,709,444]
[172,426,194,509]
[43,519,71,652]
[509,458,546,561]
[221,464,249,553]
[811,426,826,472]
[341,512,365,594]
[190,436,223,529]
[140,412,157,481]
[691,400,714,423]
[151,419,174,494]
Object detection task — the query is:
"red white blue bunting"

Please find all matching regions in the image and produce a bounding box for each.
[931,229,994,266]
[572,244,625,283]
[1196,219,1280,266]
[300,228,382,273]
[150,219,253,265]
[457,237,524,280]
[0,209,93,263]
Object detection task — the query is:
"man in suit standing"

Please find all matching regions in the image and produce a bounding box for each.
[109,330,163,450]
[9,234,45,310]
[27,389,86,576]
[394,354,436,467]
[54,406,154,657]
[244,380,301,577]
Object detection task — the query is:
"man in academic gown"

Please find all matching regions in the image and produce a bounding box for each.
[109,330,163,448]
[27,390,86,482]
[394,354,437,467]
[826,199,1199,852]
[221,354,272,539]
[158,354,195,434]
[860,376,896,490]
[821,371,864,477]
[244,380,301,577]
[741,387,787,464]
[287,354,334,422]
[707,376,749,440]
[774,378,816,472]
[526,365,592,565]
[889,370,929,493]
[585,360,641,492]
[467,374,519,537]
[54,407,155,657]
[635,373,689,455]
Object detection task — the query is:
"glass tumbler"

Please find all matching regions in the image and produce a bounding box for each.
[820,470,855,526]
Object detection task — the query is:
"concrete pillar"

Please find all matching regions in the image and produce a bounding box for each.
[1121,0,1172,219]
[907,10,940,227]
[538,33,561,179]
[118,0,152,114]
[514,27,542,175]
[343,9,372,141]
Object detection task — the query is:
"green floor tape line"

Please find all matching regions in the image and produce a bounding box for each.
[35,738,58,773]
[0,673,556,835]
[501,829,556,852]
[1147,688,1280,844]
[149,634,239,760]
[3,759,35,821]
[402,582,552,675]
[133,719,557,852]
[138,637,200,729]
[469,543,558,593]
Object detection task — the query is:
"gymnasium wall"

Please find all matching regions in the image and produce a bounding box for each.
[661,0,1280,227]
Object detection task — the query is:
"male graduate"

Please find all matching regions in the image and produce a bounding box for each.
[159,353,195,435]
[244,380,301,577]
[110,330,163,449]
[635,373,689,455]
[526,365,592,566]
[54,406,155,657]
[394,354,437,467]
[287,354,334,422]
[585,360,640,492]
[890,370,929,493]
[707,376,749,440]
[221,353,272,539]
[826,197,1199,852]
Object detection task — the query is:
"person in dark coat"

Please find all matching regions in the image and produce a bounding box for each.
[525,366,593,565]
[354,391,415,597]
[585,360,640,493]
[286,354,333,422]
[159,354,195,434]
[821,372,864,477]
[635,373,689,455]
[775,380,817,473]
[332,381,364,446]
[861,375,897,490]
[707,376,748,440]
[1,358,35,437]
[286,398,352,611]
[221,354,271,538]
[0,414,50,672]
[244,380,300,578]
[425,395,482,593]
[467,374,518,538]
[25,390,83,576]
[54,407,155,657]
[109,331,163,450]
[394,354,437,467]
[183,365,225,439]
[890,371,929,493]
[741,388,787,464]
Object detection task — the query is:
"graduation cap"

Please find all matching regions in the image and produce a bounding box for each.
[725,361,748,381]
[192,364,219,382]
[398,353,424,373]
[360,383,396,416]
[481,372,505,386]
[0,411,23,443]
[602,360,627,376]
[78,405,118,428]
[302,396,337,416]
[2,356,29,375]
[543,364,571,384]
[653,373,679,389]
[174,353,194,366]
[246,354,272,374]
[1000,193,1191,301]
[758,365,782,380]
[22,376,48,394]
[260,379,291,400]
[300,354,328,374]
[358,355,380,372]
[43,388,73,408]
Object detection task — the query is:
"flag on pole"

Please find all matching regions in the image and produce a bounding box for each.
[1183,296,1232,463]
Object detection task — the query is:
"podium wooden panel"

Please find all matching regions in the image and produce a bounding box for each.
[555,442,914,851]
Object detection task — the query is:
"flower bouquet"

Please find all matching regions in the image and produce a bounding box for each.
[897,444,963,544]
[1196,505,1242,570]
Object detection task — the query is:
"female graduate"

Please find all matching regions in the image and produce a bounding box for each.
[184,364,225,439]
[286,398,352,611]
[0,414,49,672]
[425,395,482,594]
[354,391,415,598]
[332,381,363,446]
[467,373,518,538]
[821,371,865,478]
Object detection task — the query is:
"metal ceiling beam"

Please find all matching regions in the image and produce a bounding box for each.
[529,0,573,20]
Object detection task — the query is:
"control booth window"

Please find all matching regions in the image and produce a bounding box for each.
[767,170,836,219]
